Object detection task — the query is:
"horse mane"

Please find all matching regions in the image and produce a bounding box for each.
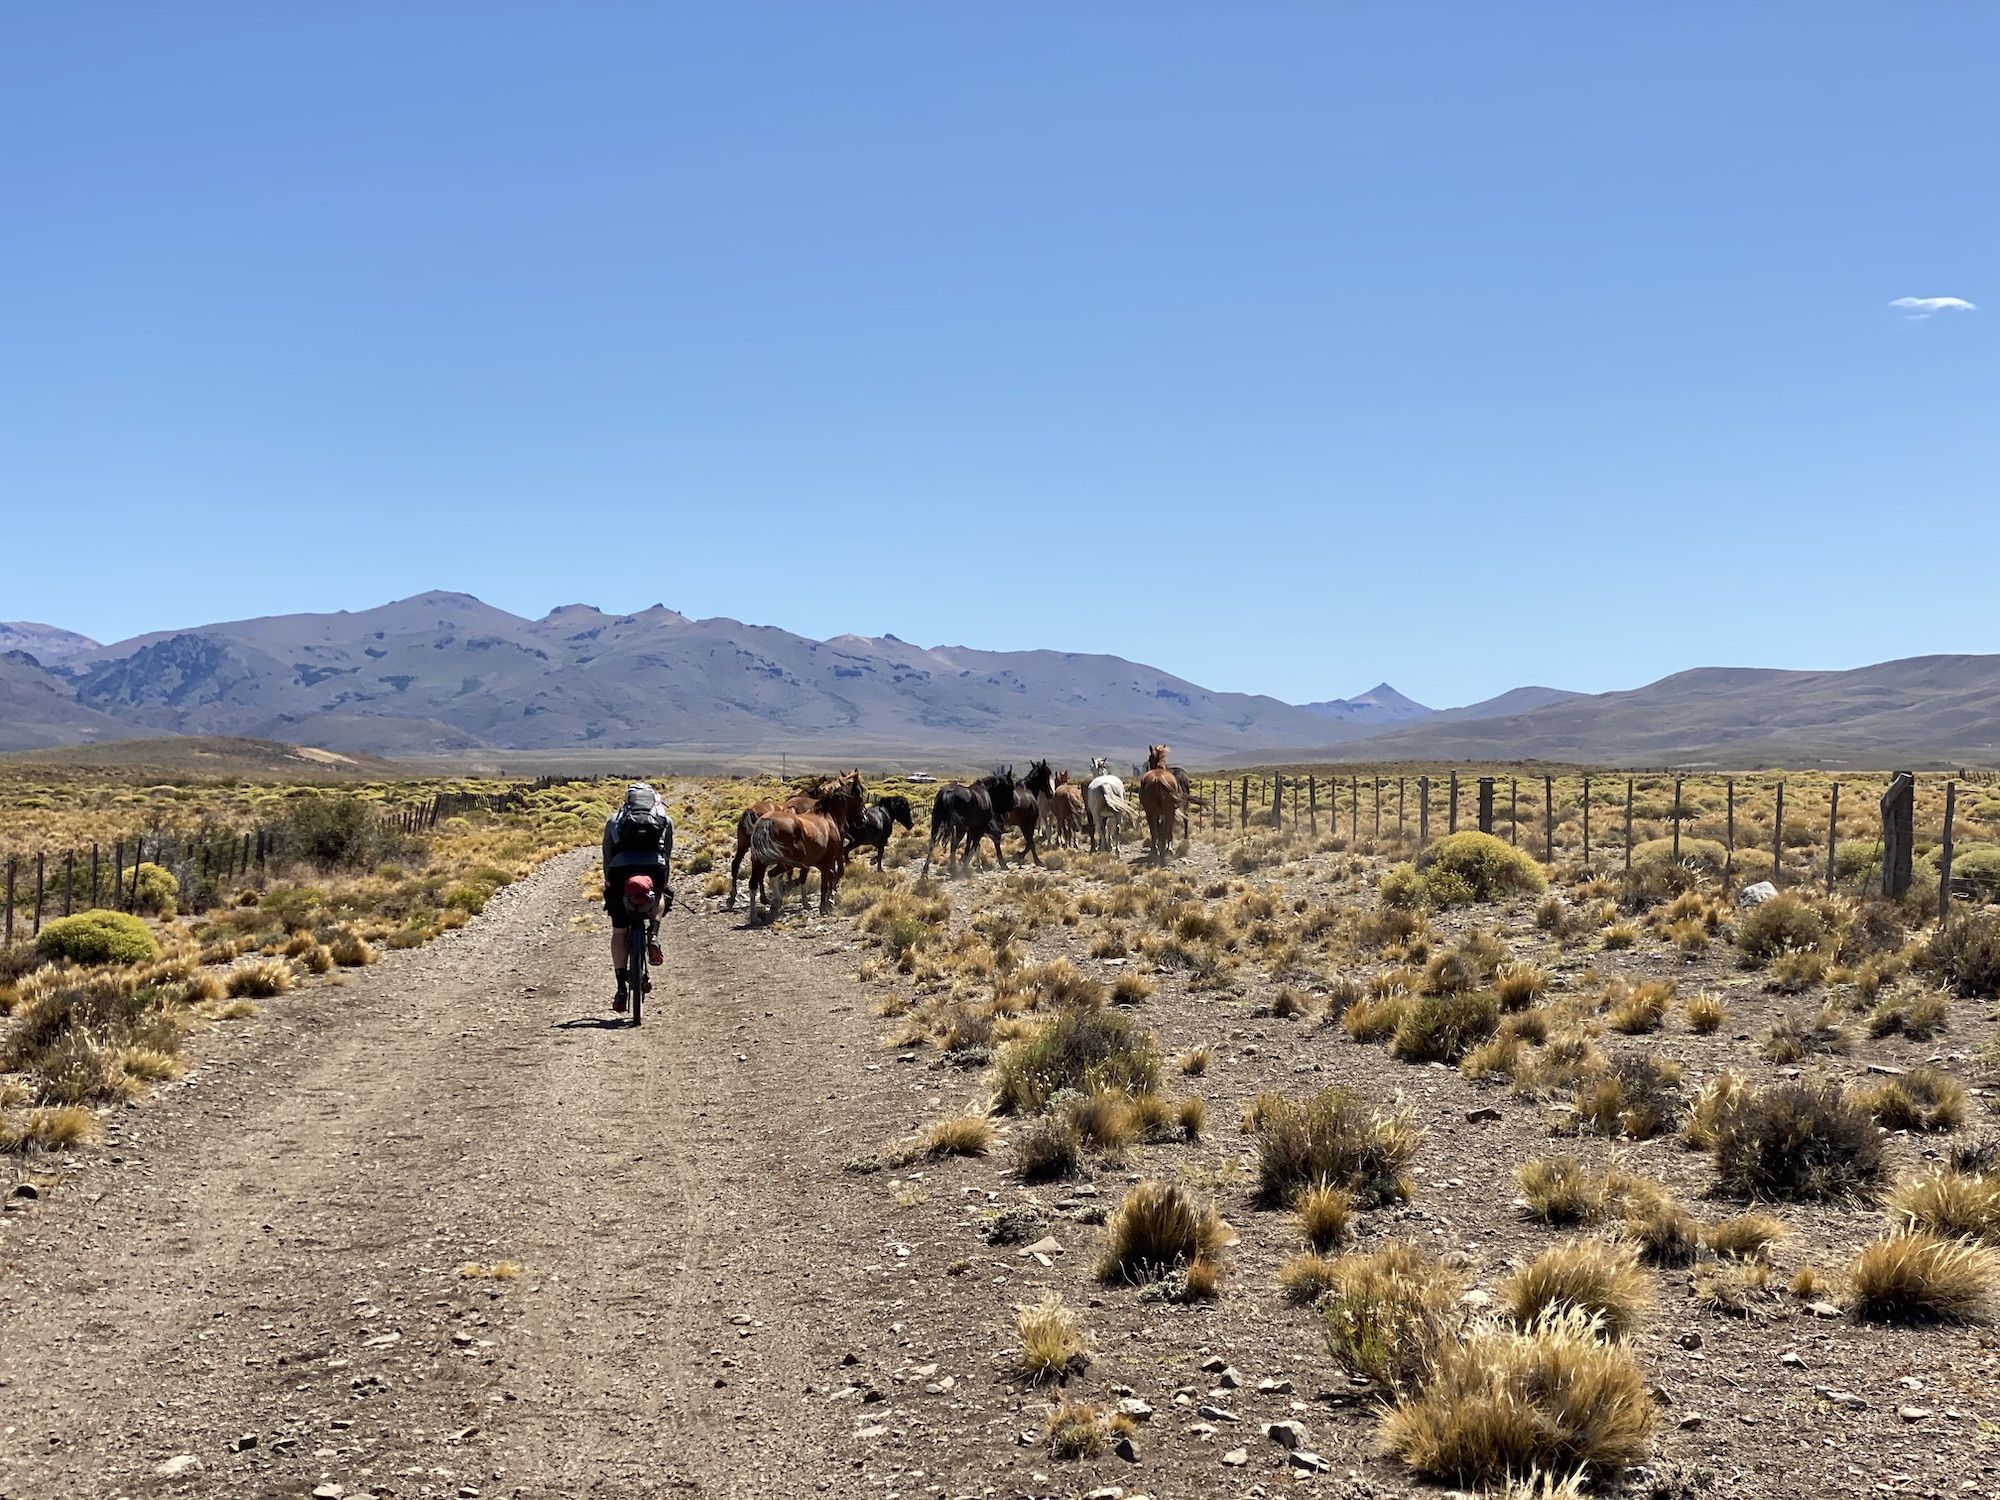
[1147,744,1170,769]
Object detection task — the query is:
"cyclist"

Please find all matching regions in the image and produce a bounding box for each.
[602,782,674,1012]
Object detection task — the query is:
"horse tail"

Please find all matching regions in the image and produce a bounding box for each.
[1100,786,1134,817]
[749,818,783,873]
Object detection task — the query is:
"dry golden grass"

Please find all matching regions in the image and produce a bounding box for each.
[1012,1114,1081,1183]
[1319,1242,1464,1394]
[1014,1292,1089,1384]
[1605,979,1672,1034]
[1043,1398,1110,1458]
[1380,1310,1655,1486]
[1847,1232,2000,1324]
[1886,1170,2000,1244]
[1516,1156,1608,1226]
[1500,1239,1653,1341]
[1684,992,1728,1033]
[225,959,294,999]
[1860,1067,1967,1134]
[1293,1179,1354,1251]
[1177,1044,1211,1076]
[1096,1179,1226,1288]
[1253,1085,1419,1207]
[1703,1211,1786,1260]
[1278,1250,1340,1303]
[458,1260,524,1280]
[0,1104,98,1152]
[918,1111,996,1158]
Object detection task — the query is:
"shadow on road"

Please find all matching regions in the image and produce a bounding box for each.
[552,1016,631,1031]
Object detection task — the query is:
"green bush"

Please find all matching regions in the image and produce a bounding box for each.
[1933,844,2000,900]
[1379,864,1425,909]
[275,793,409,870]
[36,910,161,967]
[130,862,178,917]
[1416,832,1546,905]
[1735,894,1828,962]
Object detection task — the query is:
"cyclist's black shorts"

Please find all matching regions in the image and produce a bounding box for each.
[604,864,668,928]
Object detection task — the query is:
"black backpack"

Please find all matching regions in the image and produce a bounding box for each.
[614,804,668,857]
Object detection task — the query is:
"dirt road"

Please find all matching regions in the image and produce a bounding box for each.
[0,848,982,1500]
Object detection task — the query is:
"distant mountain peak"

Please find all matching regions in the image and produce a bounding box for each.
[1297,682,1433,725]
[0,621,101,664]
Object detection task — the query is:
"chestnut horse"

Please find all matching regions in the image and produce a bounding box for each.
[1042,770,1086,848]
[747,772,867,924]
[1138,744,1184,862]
[729,774,839,908]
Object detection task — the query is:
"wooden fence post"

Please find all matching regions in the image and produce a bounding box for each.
[1373,777,1382,837]
[1419,776,1431,847]
[1448,771,1459,834]
[1239,777,1248,831]
[90,843,100,907]
[1773,782,1785,887]
[1271,774,1284,830]
[3,856,13,945]
[63,850,74,919]
[1508,777,1518,845]
[1477,777,1495,834]
[1940,781,1958,927]
[1581,777,1591,868]
[1880,771,1915,900]
[33,852,45,936]
[1671,778,1683,862]
[1308,775,1317,834]
[1623,779,1634,877]
[1725,780,1735,880]
[1544,776,1554,865]
[1397,777,1406,839]
[1825,783,1840,895]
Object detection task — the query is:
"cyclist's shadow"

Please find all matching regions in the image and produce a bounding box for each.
[552,1015,632,1030]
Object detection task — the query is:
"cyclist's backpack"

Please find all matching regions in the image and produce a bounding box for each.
[613,803,667,857]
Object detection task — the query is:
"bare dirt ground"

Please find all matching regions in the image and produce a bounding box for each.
[5,825,2000,1500]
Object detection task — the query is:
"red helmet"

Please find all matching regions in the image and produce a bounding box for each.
[622,873,655,911]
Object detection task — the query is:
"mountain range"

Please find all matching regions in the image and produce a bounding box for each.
[0,595,1994,768]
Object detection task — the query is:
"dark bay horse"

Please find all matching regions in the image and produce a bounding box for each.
[1000,759,1057,867]
[921,770,1017,875]
[845,794,915,870]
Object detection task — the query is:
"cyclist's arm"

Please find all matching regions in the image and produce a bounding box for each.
[658,820,676,908]
[601,817,616,871]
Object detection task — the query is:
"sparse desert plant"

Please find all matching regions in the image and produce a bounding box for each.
[1704,1212,1785,1260]
[226,960,295,999]
[1761,1003,1851,1062]
[1600,923,1638,950]
[1110,972,1154,1006]
[1866,991,1949,1040]
[1692,1257,1774,1318]
[1500,1239,1653,1341]
[1096,1179,1226,1287]
[1494,962,1549,1010]
[128,861,178,917]
[1343,991,1415,1043]
[1622,1196,1700,1268]
[919,1111,995,1158]
[1294,1180,1354,1251]
[1043,1398,1108,1458]
[1279,1250,1340,1303]
[1460,1032,1523,1082]
[1380,862,1427,909]
[1321,1242,1464,1394]
[1176,1095,1205,1140]
[1177,1044,1211,1076]
[1684,993,1727,1034]
[1390,989,1501,1064]
[1062,1089,1137,1152]
[0,1104,99,1152]
[1682,1070,1750,1151]
[1253,1085,1420,1207]
[1013,1113,1082,1182]
[1861,1067,1966,1134]
[1736,894,1829,964]
[1573,1053,1683,1140]
[1707,1079,1885,1201]
[35,910,160,968]
[1605,980,1672,1035]
[1886,1170,2000,1244]
[1517,1156,1608,1226]
[1379,1310,1655,1485]
[993,1005,1161,1114]
[1015,1292,1090,1383]
[1926,909,2000,998]
[1848,1232,2000,1324]
[1415,832,1547,904]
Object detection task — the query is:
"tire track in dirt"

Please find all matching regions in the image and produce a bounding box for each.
[0,847,933,1500]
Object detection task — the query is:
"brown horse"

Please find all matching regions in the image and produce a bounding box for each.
[1138,744,1183,862]
[1043,770,1086,848]
[729,774,838,908]
[747,771,867,924]
[1001,759,1056,866]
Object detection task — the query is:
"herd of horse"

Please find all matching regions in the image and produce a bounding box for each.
[726,748,1200,923]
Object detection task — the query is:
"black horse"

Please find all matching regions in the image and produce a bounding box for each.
[999,759,1057,866]
[921,770,1017,875]
[845,794,915,870]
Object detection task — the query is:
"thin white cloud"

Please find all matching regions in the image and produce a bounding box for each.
[1890,295,1976,321]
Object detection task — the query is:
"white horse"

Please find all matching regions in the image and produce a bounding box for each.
[1085,755,1135,854]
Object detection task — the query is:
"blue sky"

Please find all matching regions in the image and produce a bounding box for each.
[2,4,1990,709]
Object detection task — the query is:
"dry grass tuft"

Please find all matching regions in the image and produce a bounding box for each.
[226,960,295,999]
[1012,1114,1081,1183]
[1860,1067,1966,1134]
[1886,1170,2000,1244]
[1253,1086,1420,1207]
[1320,1242,1464,1394]
[1096,1179,1226,1286]
[1500,1239,1653,1341]
[1605,980,1673,1035]
[1684,993,1728,1033]
[1379,1309,1655,1485]
[1279,1250,1340,1303]
[1706,1078,1884,1201]
[919,1111,996,1158]
[0,1104,98,1152]
[1177,1044,1211,1076]
[1848,1232,2000,1324]
[1294,1179,1354,1251]
[328,929,379,967]
[1703,1212,1785,1260]
[1014,1292,1090,1383]
[1043,1398,1108,1458]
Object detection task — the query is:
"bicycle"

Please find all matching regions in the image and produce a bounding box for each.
[619,885,666,1027]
